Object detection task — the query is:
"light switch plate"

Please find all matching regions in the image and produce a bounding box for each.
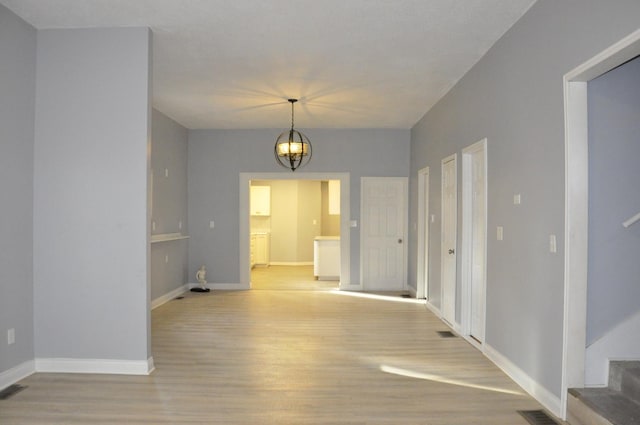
[549,234,557,253]
[349,220,358,228]
[514,194,521,205]
[497,226,504,241]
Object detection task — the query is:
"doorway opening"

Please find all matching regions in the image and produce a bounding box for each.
[249,179,340,291]
[239,172,351,290]
[562,28,640,419]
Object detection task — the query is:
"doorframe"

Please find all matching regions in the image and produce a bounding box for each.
[562,29,640,419]
[461,138,487,349]
[239,172,351,289]
[360,176,409,291]
[416,167,430,300]
[440,153,458,327]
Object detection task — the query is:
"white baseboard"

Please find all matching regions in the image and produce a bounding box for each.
[409,286,418,298]
[151,284,189,310]
[339,283,363,291]
[35,356,155,375]
[425,300,441,317]
[188,282,250,290]
[484,343,562,418]
[268,261,314,266]
[0,360,35,391]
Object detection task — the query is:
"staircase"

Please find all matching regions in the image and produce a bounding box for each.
[568,361,640,425]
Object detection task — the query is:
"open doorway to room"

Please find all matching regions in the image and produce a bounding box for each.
[249,179,340,290]
[563,29,640,418]
[238,172,351,290]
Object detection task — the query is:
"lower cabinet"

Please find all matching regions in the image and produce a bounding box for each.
[250,233,270,268]
[250,235,256,268]
[314,236,340,280]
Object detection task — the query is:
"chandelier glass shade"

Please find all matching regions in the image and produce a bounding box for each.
[274,99,312,171]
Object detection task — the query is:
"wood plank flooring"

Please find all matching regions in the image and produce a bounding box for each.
[1,269,559,424]
[251,265,338,291]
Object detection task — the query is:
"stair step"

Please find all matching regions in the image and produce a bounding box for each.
[568,388,640,425]
[610,361,640,403]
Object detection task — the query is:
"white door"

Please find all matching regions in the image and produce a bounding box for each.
[361,177,408,291]
[463,140,487,342]
[441,155,457,326]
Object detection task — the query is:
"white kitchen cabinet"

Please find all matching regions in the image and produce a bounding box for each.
[251,233,270,267]
[250,186,271,216]
[250,234,256,268]
[314,236,340,280]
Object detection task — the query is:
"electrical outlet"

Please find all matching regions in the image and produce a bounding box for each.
[209,220,215,229]
[8,328,15,345]
[165,255,169,264]
[497,226,504,241]
[549,234,557,253]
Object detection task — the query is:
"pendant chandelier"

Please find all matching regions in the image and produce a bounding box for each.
[274,99,312,171]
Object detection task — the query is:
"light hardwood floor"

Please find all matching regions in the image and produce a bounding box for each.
[251,265,338,291]
[1,271,561,424]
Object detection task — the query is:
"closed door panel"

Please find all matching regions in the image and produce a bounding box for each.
[362,178,407,291]
[441,155,457,325]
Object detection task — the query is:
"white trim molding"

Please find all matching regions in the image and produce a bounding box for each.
[151,284,189,310]
[460,138,488,344]
[416,166,430,300]
[425,300,442,318]
[485,344,562,419]
[0,360,35,391]
[35,357,155,375]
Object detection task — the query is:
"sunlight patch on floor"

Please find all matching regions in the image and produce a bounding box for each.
[380,364,525,396]
[328,289,426,304]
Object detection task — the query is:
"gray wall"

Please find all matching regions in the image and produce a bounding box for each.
[408,0,640,399]
[151,109,189,301]
[188,128,410,284]
[33,28,152,361]
[0,4,36,376]
[587,56,640,343]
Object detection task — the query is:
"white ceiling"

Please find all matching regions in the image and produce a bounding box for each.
[1,0,535,129]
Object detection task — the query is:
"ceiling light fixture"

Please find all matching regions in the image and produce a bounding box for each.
[274,99,312,171]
